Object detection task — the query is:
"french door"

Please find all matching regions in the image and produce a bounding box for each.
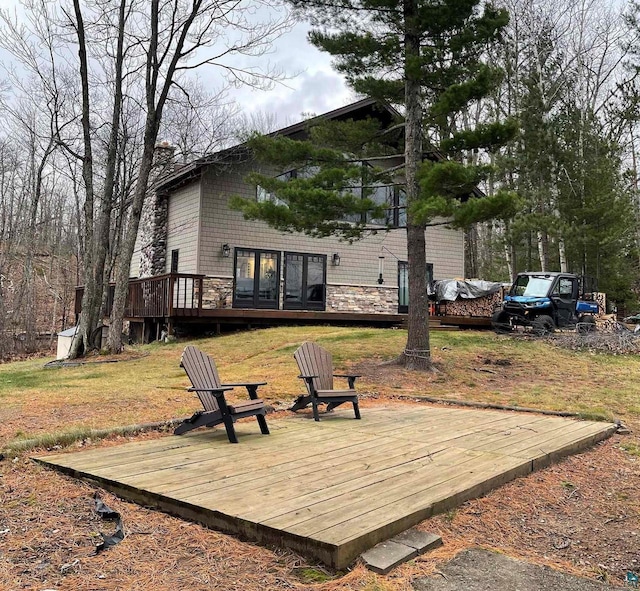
[233,248,280,309]
[283,252,326,310]
[398,261,433,313]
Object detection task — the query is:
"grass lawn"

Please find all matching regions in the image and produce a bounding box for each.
[1,326,639,590]
[2,326,639,449]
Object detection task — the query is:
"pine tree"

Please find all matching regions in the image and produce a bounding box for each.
[234,0,516,369]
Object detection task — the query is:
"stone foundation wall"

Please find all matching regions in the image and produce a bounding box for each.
[200,279,399,314]
[326,284,398,314]
[202,277,233,309]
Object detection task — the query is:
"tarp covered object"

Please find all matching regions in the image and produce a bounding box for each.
[429,279,503,302]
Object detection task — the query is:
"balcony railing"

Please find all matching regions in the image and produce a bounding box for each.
[75,273,205,319]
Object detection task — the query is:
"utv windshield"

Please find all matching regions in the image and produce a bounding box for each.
[511,275,553,298]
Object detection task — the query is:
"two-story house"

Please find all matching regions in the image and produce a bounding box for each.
[120,98,465,341]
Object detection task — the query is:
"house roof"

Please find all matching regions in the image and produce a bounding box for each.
[154,98,402,192]
[155,97,483,200]
[266,97,401,141]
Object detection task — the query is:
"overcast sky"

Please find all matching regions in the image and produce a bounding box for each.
[230,19,356,125]
[0,0,355,128]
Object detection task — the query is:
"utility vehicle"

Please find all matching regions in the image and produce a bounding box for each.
[492,272,598,335]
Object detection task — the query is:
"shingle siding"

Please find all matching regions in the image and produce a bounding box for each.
[198,163,464,284]
[165,181,201,274]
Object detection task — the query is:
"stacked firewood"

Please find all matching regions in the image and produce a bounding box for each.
[435,289,505,317]
[591,292,607,314]
[595,314,620,331]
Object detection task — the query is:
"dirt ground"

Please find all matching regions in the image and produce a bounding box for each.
[1,400,638,591]
[413,548,627,590]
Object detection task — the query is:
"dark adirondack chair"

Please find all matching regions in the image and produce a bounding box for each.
[174,345,270,443]
[291,341,361,421]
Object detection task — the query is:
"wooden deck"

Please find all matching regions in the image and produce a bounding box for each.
[35,405,614,569]
[76,274,492,338]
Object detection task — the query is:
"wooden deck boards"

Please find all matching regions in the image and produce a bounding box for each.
[35,405,615,569]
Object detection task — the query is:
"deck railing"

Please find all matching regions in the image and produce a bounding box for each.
[75,273,205,319]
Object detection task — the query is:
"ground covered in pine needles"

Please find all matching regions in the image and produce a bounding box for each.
[1,326,639,590]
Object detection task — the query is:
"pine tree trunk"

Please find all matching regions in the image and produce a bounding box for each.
[397,0,431,371]
[465,225,478,278]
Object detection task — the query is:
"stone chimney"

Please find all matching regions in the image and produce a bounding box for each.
[153,141,176,174]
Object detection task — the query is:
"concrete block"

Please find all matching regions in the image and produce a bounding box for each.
[361,540,418,575]
[392,530,443,554]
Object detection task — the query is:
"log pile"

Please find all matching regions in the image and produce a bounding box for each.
[592,292,607,314]
[435,289,505,318]
[595,314,620,331]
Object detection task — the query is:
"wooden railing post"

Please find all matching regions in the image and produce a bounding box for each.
[168,274,175,317]
[75,273,204,320]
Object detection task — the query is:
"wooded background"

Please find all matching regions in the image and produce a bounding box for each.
[1,0,640,359]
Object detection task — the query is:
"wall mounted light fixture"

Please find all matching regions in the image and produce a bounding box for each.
[332,253,341,266]
[222,243,231,258]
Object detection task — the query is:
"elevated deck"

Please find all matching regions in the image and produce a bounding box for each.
[36,405,614,569]
[75,273,490,336]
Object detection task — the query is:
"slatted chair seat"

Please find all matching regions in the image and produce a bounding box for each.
[316,389,354,397]
[291,341,361,421]
[174,345,270,443]
[227,399,265,413]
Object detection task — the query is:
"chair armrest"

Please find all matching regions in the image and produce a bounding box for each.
[187,386,234,398]
[220,381,267,400]
[333,374,360,389]
[298,374,318,392]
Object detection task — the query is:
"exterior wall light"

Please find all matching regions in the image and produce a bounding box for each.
[332,253,341,266]
[222,243,231,258]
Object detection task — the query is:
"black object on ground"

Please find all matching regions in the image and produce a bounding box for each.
[94,494,124,553]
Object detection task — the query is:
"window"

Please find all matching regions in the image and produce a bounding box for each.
[257,165,407,228]
[398,261,434,313]
[351,184,407,228]
[233,248,280,309]
[284,252,326,310]
[553,277,575,298]
[170,249,179,273]
[512,275,554,298]
[256,170,297,205]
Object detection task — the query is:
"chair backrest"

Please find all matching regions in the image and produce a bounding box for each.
[181,346,223,412]
[294,341,333,393]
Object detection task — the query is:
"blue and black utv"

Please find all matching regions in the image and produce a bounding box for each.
[491,272,599,335]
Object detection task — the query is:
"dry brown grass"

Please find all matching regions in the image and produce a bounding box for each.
[1,326,639,590]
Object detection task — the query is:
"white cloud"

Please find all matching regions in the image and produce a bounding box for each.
[235,68,355,125]
[227,21,355,124]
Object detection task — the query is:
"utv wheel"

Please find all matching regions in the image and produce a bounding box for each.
[532,315,555,336]
[491,310,512,334]
[577,314,597,334]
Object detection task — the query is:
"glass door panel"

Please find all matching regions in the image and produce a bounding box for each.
[398,261,409,313]
[306,256,325,306]
[258,252,279,305]
[234,250,255,304]
[233,249,279,309]
[398,261,433,313]
[284,254,304,306]
[284,252,326,310]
